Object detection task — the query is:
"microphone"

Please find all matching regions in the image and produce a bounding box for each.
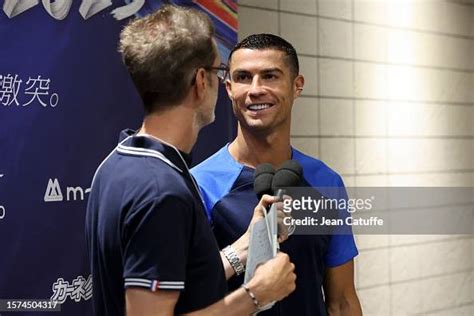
[254,163,275,199]
[271,160,303,192]
[253,160,303,198]
[270,160,302,248]
[253,160,303,255]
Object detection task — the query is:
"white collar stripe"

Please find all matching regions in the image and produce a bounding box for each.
[117,145,183,173]
[118,143,170,156]
[90,136,133,188]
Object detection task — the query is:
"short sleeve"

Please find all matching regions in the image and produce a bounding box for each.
[324,234,358,267]
[122,194,192,291]
[323,176,359,267]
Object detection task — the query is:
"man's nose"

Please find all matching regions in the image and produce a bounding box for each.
[248,76,266,97]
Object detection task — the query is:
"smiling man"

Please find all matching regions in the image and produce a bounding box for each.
[192,34,362,315]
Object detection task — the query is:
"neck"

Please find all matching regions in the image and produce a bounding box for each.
[138,106,200,153]
[229,124,292,168]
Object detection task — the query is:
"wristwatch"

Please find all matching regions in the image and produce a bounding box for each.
[222,245,245,275]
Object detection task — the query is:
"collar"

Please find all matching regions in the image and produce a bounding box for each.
[223,143,296,171]
[117,129,206,208]
[118,129,192,172]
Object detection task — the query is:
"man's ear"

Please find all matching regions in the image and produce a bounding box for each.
[194,68,208,100]
[294,74,304,98]
[225,79,233,100]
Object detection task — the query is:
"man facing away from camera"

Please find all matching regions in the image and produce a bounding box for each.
[85,7,296,316]
[192,34,362,315]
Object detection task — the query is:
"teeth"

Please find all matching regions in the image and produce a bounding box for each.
[248,104,271,111]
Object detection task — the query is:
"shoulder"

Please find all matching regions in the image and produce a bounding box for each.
[192,146,242,181]
[94,151,193,205]
[292,148,344,188]
[191,145,244,214]
[291,150,359,266]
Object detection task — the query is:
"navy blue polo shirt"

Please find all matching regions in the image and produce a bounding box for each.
[191,145,358,316]
[85,130,227,316]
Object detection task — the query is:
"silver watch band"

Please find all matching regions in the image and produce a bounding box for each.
[222,245,245,275]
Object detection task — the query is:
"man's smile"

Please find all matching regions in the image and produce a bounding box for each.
[246,103,275,112]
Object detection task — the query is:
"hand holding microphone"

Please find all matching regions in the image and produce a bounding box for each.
[253,160,303,244]
[237,160,302,314]
[222,160,302,289]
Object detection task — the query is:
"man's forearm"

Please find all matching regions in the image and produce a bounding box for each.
[220,232,249,280]
[127,285,257,316]
[327,294,362,316]
[130,252,295,316]
[183,287,256,316]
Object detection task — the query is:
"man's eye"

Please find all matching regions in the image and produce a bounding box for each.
[235,73,251,81]
[263,73,277,80]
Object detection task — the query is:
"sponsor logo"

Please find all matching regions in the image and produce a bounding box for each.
[51,275,92,303]
[44,178,91,202]
[44,179,63,202]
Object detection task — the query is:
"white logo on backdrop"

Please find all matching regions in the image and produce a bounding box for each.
[44,178,64,202]
[44,178,91,202]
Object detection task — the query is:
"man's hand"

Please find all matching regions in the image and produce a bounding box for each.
[246,252,296,306]
[248,194,278,228]
[126,253,296,316]
[248,194,293,242]
[222,194,292,280]
[181,252,296,316]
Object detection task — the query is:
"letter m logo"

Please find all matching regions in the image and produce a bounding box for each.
[44,178,63,202]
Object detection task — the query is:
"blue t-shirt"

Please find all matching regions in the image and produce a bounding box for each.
[191,145,358,316]
[85,130,227,316]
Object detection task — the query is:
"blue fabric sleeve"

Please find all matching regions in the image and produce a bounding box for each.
[323,176,359,267]
[191,146,243,224]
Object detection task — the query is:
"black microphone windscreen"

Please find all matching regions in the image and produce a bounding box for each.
[271,160,303,192]
[254,163,275,199]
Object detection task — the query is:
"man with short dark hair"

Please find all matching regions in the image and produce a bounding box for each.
[192,33,362,315]
[85,8,296,316]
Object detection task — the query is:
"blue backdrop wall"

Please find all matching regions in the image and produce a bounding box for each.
[0,1,237,314]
